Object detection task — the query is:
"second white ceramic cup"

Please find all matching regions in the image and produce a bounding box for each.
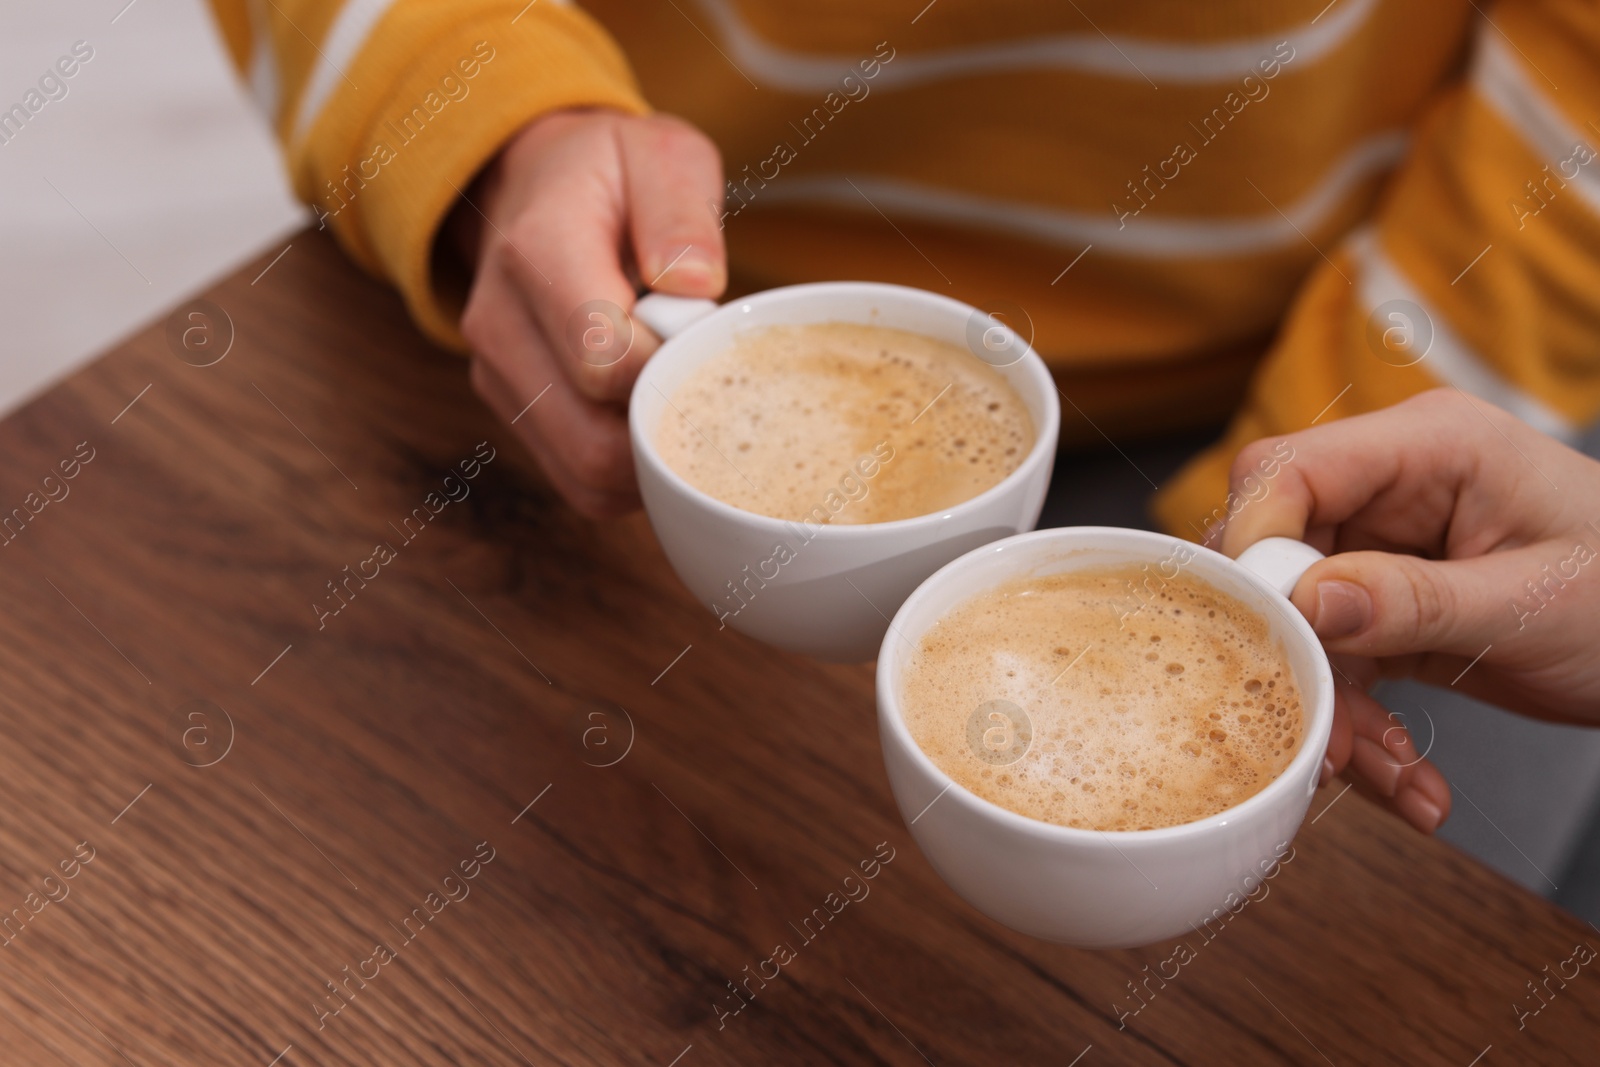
[629,283,1061,662]
[876,527,1334,948]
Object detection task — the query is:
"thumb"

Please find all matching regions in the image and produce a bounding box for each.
[1290,549,1538,659]
[619,115,727,298]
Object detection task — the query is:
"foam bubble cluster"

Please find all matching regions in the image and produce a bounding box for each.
[656,322,1034,523]
[902,565,1305,831]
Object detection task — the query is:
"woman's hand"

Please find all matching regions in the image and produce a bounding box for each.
[456,109,726,518]
[1220,388,1600,831]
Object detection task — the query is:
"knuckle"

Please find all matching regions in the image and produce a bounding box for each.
[567,495,607,521]
[1406,387,1460,422]
[1228,437,1278,488]
[1417,384,1513,428]
[648,111,703,141]
[575,363,622,400]
[646,113,722,163]
[1397,557,1452,643]
[566,429,628,490]
[466,355,493,398]
[481,237,516,282]
[567,486,628,521]
[684,125,723,162]
[561,335,622,397]
[490,230,535,282]
[460,301,492,354]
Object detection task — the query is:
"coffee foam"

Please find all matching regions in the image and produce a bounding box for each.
[655,322,1034,524]
[901,565,1305,832]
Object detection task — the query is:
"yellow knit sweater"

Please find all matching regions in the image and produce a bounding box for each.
[204,0,1600,536]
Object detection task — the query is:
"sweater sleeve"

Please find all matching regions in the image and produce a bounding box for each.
[1153,0,1600,543]
[205,0,650,350]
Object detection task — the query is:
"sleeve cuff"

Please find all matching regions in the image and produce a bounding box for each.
[298,2,650,351]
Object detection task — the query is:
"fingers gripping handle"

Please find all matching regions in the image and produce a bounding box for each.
[1235,537,1326,599]
[633,293,718,339]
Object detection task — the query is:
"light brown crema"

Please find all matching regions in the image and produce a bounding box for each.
[902,565,1305,831]
[655,322,1034,524]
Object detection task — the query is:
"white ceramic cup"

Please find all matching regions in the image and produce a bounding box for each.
[628,283,1061,662]
[876,526,1333,948]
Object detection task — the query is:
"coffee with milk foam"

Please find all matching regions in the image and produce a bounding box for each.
[902,565,1305,832]
[655,322,1034,524]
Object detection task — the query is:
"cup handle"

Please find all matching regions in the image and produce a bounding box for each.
[1234,537,1325,599]
[633,293,719,339]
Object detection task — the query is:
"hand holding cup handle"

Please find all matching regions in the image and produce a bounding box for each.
[1234,537,1327,598]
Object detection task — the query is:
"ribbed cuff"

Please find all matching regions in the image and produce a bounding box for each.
[298,2,650,351]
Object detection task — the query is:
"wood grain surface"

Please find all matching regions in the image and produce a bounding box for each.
[0,230,1594,1066]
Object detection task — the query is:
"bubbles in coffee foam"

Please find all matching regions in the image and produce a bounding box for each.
[966,699,1032,765]
[901,565,1305,832]
[655,322,1034,523]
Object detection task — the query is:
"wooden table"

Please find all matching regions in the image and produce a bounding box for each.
[0,230,1594,1066]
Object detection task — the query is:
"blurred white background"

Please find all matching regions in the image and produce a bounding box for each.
[7,0,1600,919]
[0,0,302,413]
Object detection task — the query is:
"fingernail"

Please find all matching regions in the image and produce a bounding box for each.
[1352,736,1403,796]
[1381,726,1413,759]
[1397,788,1444,833]
[1321,757,1335,785]
[1313,580,1372,639]
[653,246,715,287]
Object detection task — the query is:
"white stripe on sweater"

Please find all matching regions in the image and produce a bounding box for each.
[288,0,397,144]
[1348,228,1578,442]
[691,0,1376,90]
[1472,31,1600,219]
[744,130,1408,258]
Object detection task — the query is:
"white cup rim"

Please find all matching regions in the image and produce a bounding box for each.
[629,281,1062,539]
[876,526,1337,843]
